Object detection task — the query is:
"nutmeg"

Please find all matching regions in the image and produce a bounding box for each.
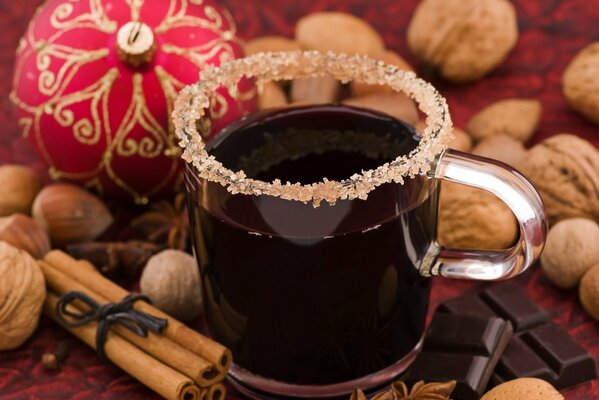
[296,12,384,56]
[520,134,599,224]
[540,218,599,289]
[472,134,527,168]
[580,263,599,322]
[244,36,302,56]
[0,214,50,259]
[343,93,419,126]
[140,250,203,322]
[0,164,42,217]
[407,0,518,82]
[467,99,542,143]
[562,42,599,125]
[32,183,113,247]
[0,241,46,350]
[438,182,518,250]
[481,378,563,400]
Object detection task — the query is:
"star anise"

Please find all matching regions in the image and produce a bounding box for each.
[354,380,456,400]
[132,192,189,251]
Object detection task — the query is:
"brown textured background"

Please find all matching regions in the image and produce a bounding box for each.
[1,0,599,399]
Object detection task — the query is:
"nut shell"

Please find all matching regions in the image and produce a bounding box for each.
[140,249,203,321]
[32,183,113,247]
[291,74,340,104]
[438,182,518,250]
[343,93,419,126]
[520,134,599,224]
[540,218,599,289]
[472,134,527,168]
[407,0,518,82]
[467,99,542,143]
[0,165,42,217]
[562,42,599,125]
[244,36,302,55]
[0,241,46,350]
[0,214,50,259]
[259,81,288,110]
[351,50,414,97]
[580,263,599,321]
[296,12,384,56]
[481,378,563,400]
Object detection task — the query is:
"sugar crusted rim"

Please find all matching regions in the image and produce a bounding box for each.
[173,51,453,206]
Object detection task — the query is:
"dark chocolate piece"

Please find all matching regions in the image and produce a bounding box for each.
[439,282,597,390]
[402,313,513,400]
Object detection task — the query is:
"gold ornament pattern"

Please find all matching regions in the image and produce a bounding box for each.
[11,0,255,204]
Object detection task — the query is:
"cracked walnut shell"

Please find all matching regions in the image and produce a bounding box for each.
[0,241,46,350]
[407,0,518,82]
[520,134,599,224]
[563,42,599,125]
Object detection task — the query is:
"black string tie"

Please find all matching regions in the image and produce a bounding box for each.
[56,291,168,362]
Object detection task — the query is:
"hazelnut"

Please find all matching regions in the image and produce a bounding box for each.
[520,134,599,224]
[296,12,384,56]
[343,93,419,126]
[407,0,518,82]
[244,36,302,56]
[350,50,414,97]
[0,164,42,217]
[540,218,599,289]
[0,214,50,259]
[32,183,113,247]
[562,42,599,125]
[472,134,527,168]
[259,81,288,110]
[290,74,340,104]
[481,378,563,400]
[438,182,517,250]
[0,241,46,350]
[580,263,599,321]
[467,99,542,143]
[140,250,203,322]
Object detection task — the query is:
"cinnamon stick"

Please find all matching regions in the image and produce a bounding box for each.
[40,260,219,387]
[44,250,232,378]
[44,292,201,400]
[207,383,226,400]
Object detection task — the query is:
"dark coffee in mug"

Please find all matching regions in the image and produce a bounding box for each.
[186,105,438,385]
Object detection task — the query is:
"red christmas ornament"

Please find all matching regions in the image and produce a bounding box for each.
[11,0,256,204]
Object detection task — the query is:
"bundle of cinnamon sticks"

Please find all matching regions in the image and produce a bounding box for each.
[41,250,230,400]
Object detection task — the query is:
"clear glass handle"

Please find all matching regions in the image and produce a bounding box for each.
[422,149,548,280]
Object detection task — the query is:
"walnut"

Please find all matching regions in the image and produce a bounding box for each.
[407,0,518,82]
[520,134,599,224]
[416,122,472,152]
[438,182,517,250]
[540,218,599,289]
[0,241,46,350]
[259,81,288,110]
[350,50,414,97]
[562,42,599,125]
[244,36,302,56]
[0,164,42,217]
[343,93,419,126]
[472,134,527,168]
[291,74,340,104]
[580,263,599,322]
[467,99,542,143]
[481,378,563,400]
[140,250,203,322]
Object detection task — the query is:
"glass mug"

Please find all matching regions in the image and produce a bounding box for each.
[174,52,547,399]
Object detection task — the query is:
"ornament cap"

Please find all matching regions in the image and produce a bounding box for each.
[116,21,156,67]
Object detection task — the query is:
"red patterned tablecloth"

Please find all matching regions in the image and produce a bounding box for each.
[1,0,599,399]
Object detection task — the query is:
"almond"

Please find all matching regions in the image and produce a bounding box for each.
[0,165,42,216]
[467,99,542,143]
[295,12,384,56]
[0,214,50,259]
[244,36,302,56]
[290,74,340,104]
[343,93,419,125]
[259,81,288,110]
[32,183,113,247]
[351,50,414,97]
